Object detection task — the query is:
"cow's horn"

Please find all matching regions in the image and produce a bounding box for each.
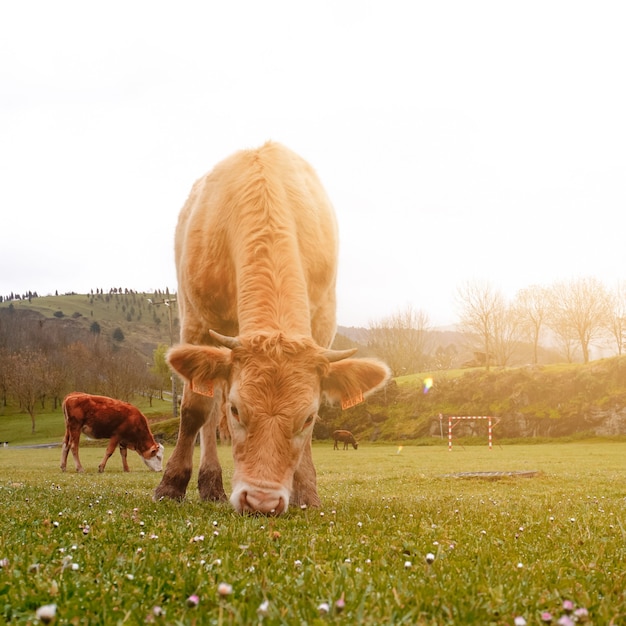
[209,330,241,350]
[322,348,358,362]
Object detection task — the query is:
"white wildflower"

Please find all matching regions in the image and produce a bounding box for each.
[35,603,57,624]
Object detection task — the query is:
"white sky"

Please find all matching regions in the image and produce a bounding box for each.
[1,1,625,327]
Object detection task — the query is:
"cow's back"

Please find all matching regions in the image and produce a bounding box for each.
[175,142,339,347]
[64,392,146,438]
[334,430,352,440]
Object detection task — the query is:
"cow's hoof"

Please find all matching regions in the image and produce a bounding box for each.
[154,468,192,502]
[199,491,228,503]
[198,468,228,502]
[154,482,187,502]
[290,491,321,509]
[198,488,228,503]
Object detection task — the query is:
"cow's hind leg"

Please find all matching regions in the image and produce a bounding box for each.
[60,431,71,472]
[67,429,85,472]
[119,445,130,472]
[154,389,212,502]
[291,438,320,508]
[197,396,227,502]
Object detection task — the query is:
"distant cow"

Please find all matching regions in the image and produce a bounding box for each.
[333,430,358,450]
[154,142,390,514]
[60,392,164,473]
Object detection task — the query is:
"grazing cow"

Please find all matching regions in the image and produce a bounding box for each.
[333,429,358,450]
[154,142,390,514]
[60,392,164,473]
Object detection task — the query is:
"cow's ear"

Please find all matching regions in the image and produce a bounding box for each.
[167,344,232,394]
[321,359,391,409]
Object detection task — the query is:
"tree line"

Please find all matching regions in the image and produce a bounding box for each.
[0,304,173,434]
[369,276,625,375]
[0,286,166,303]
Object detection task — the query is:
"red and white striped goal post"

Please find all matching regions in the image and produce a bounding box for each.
[440,414,500,451]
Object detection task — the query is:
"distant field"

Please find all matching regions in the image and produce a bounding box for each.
[1,442,625,624]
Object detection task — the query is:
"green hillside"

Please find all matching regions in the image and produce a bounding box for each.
[317,356,626,443]
[0,291,176,358]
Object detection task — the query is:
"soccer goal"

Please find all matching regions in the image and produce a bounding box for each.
[442,414,500,451]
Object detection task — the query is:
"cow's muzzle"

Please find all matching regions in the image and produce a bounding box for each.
[143,443,165,472]
[231,483,289,515]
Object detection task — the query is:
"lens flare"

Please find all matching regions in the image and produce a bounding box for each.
[423,377,434,393]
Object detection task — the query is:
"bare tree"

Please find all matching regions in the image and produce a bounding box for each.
[456,280,505,371]
[607,281,626,356]
[547,317,580,363]
[547,277,612,363]
[491,302,522,366]
[62,342,99,392]
[368,305,431,376]
[514,285,549,364]
[98,346,148,401]
[6,350,47,434]
[43,351,70,410]
[141,370,163,407]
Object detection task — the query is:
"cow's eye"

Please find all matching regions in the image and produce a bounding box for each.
[230,405,240,421]
[304,414,315,427]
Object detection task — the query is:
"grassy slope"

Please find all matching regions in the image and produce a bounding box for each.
[324,356,626,442]
[0,292,174,357]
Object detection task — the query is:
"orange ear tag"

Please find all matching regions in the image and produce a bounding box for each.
[190,379,214,398]
[341,391,363,410]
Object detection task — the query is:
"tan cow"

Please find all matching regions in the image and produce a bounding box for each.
[154,142,390,514]
[61,392,164,473]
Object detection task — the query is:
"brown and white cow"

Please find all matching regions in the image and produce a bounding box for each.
[154,142,390,514]
[333,429,358,450]
[61,392,164,473]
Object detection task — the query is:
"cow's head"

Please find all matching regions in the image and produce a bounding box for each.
[167,331,390,514]
[141,443,165,472]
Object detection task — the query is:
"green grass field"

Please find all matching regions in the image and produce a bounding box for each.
[1,442,625,624]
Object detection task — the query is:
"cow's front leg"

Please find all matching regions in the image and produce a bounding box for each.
[197,400,227,502]
[290,438,320,508]
[98,437,119,473]
[154,389,208,502]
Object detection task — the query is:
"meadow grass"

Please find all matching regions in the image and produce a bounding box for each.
[0,442,625,625]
